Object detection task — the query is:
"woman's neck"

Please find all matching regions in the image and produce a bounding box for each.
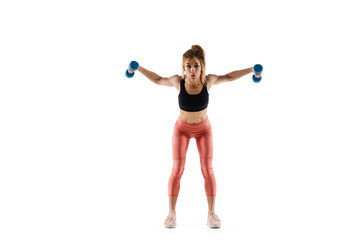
[185,77,202,88]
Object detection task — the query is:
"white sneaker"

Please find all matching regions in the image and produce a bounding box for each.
[164,210,177,228]
[207,211,221,228]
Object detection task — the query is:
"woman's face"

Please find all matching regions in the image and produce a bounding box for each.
[184,58,201,82]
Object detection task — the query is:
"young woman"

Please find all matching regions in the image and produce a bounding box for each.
[132,45,261,228]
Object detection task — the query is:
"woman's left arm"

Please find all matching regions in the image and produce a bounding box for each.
[208,67,254,85]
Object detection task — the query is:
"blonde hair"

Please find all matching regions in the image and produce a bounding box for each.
[182,45,206,85]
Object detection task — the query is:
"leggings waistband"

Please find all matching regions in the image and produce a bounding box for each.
[175,117,211,133]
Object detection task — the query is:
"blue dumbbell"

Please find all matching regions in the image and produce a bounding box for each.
[125,61,139,78]
[252,64,263,83]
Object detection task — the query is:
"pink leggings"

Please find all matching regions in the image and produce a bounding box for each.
[168,117,216,197]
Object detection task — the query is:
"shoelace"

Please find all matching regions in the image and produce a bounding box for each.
[208,212,221,222]
[166,212,176,222]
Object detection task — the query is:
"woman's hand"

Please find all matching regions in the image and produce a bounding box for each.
[252,67,262,78]
[128,64,135,73]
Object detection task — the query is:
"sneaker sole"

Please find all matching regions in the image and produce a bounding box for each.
[207,222,221,228]
[164,223,177,228]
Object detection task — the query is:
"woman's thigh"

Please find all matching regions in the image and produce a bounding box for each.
[195,129,213,161]
[172,127,190,164]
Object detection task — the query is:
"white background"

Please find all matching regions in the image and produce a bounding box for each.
[1,0,359,239]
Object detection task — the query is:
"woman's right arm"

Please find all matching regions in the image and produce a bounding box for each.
[137,66,178,87]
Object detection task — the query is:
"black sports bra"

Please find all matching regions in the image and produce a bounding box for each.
[178,79,209,112]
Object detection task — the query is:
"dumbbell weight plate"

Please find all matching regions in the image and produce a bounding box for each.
[253,64,263,74]
[125,70,135,78]
[129,61,139,71]
[252,75,262,83]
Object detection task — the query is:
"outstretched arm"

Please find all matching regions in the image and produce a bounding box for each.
[137,66,178,87]
[138,66,162,84]
[208,67,255,85]
[225,67,254,82]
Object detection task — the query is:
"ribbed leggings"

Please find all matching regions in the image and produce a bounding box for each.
[168,117,216,197]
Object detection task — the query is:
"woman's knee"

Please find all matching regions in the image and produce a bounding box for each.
[201,166,214,178]
[171,167,185,178]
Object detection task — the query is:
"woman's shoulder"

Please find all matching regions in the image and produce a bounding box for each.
[206,74,217,84]
[168,75,182,92]
[169,75,182,85]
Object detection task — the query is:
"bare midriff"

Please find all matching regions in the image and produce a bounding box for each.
[179,108,208,124]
